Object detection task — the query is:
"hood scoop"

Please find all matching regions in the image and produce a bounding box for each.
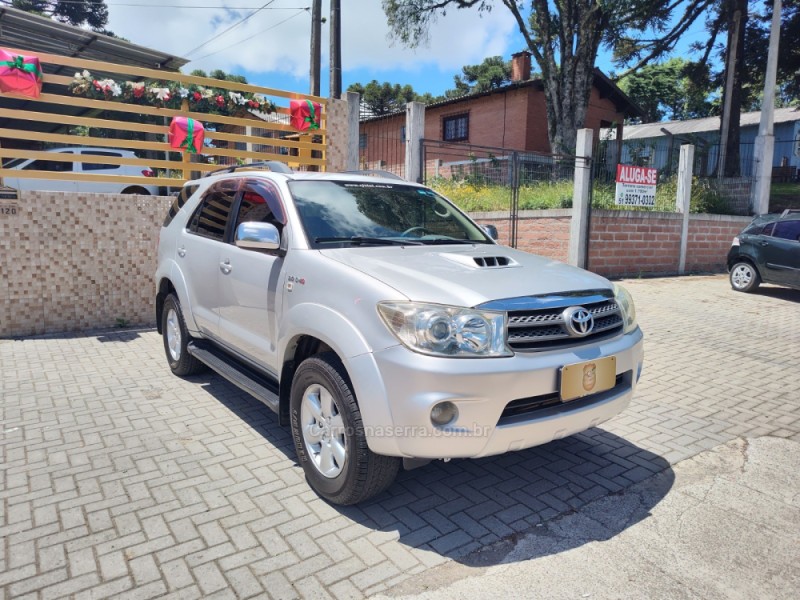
[442,252,519,269]
[474,256,513,268]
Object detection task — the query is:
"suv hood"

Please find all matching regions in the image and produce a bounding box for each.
[322,245,611,307]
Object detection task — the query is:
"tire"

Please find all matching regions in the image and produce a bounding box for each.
[122,186,150,195]
[730,261,761,293]
[161,294,205,376]
[290,353,400,505]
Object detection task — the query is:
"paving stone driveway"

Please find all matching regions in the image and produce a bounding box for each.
[1,275,799,599]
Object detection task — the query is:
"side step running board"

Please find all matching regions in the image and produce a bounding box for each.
[188,341,280,414]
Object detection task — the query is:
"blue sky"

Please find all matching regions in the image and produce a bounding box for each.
[105,0,713,98]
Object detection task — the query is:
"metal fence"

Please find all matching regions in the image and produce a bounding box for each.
[421,140,576,247]
[358,111,406,179]
[591,138,774,215]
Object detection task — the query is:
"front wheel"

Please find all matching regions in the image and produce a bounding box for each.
[161,294,205,376]
[290,353,400,505]
[730,261,761,293]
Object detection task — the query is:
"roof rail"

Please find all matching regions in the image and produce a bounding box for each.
[342,169,406,181]
[781,209,800,217]
[204,161,293,177]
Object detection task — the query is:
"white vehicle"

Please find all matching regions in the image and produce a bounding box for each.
[3,147,159,195]
[155,163,644,505]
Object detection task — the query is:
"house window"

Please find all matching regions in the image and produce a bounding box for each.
[359,133,368,150]
[400,126,406,143]
[443,114,469,142]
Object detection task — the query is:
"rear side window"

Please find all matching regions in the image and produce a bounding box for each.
[163,184,200,227]
[187,179,240,241]
[772,220,800,242]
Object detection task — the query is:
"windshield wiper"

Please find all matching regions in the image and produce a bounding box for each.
[315,236,423,246]
[418,238,489,245]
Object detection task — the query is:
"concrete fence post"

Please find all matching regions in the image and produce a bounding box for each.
[405,101,426,183]
[676,144,695,275]
[568,128,593,268]
[345,91,360,171]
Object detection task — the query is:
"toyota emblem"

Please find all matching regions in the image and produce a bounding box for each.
[562,306,594,337]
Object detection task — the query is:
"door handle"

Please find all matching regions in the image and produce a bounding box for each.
[220,259,232,275]
[759,241,769,247]
[177,245,186,257]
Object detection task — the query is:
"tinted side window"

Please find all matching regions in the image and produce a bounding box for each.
[81,151,121,171]
[772,220,800,242]
[762,222,775,236]
[188,179,240,241]
[233,180,286,234]
[163,184,200,227]
[23,156,73,172]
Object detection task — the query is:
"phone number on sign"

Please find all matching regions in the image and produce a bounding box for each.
[615,184,655,207]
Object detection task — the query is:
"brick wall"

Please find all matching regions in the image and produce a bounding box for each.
[588,210,684,277]
[686,214,752,272]
[469,209,572,261]
[1,191,170,338]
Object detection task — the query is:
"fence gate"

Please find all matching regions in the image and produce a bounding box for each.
[421,140,577,248]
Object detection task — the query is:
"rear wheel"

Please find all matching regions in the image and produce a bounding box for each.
[122,186,150,195]
[730,261,760,293]
[290,353,400,505]
[161,294,205,376]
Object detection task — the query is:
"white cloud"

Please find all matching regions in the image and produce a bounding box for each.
[106,0,518,78]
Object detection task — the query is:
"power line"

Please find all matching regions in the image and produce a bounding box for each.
[182,0,279,57]
[189,7,306,62]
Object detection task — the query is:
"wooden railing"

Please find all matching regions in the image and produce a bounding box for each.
[0,46,328,190]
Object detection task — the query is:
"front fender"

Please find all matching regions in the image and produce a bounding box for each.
[279,302,401,456]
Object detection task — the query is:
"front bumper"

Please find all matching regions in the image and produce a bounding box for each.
[353,328,644,459]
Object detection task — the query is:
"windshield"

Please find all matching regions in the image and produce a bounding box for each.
[287,180,492,248]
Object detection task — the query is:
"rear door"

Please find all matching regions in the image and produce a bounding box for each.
[763,219,800,287]
[179,178,241,337]
[77,150,125,193]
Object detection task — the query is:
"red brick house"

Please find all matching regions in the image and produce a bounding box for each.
[359,52,642,171]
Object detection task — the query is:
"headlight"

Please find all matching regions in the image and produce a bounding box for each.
[613,284,637,334]
[377,302,511,358]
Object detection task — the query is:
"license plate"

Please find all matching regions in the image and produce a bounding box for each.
[559,356,617,402]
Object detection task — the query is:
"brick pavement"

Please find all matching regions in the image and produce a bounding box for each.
[1,275,799,599]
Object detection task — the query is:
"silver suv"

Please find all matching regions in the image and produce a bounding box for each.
[155,164,644,505]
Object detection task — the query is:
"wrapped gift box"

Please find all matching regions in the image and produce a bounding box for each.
[168,116,204,154]
[290,99,322,132]
[0,50,43,99]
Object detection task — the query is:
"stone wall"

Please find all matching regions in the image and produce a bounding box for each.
[1,191,170,337]
[325,96,349,173]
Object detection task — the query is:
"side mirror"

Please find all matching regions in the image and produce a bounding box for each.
[482,224,499,240]
[235,222,280,250]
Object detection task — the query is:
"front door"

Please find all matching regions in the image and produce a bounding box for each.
[217,179,288,374]
[763,219,800,287]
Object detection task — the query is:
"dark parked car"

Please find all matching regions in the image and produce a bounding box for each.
[727,209,800,292]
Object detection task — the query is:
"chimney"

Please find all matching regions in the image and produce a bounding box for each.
[511,51,532,82]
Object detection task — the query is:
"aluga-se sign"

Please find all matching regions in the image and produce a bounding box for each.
[615,165,658,207]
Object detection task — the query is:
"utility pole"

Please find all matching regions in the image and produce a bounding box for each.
[309,0,321,96]
[751,0,782,214]
[329,0,341,99]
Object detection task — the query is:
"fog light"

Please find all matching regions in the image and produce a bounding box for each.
[430,401,458,427]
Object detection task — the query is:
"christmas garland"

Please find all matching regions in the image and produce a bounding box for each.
[69,70,277,117]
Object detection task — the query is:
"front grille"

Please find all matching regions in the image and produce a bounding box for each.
[507,297,623,351]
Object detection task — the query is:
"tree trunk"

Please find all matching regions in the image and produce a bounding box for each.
[721,0,748,177]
